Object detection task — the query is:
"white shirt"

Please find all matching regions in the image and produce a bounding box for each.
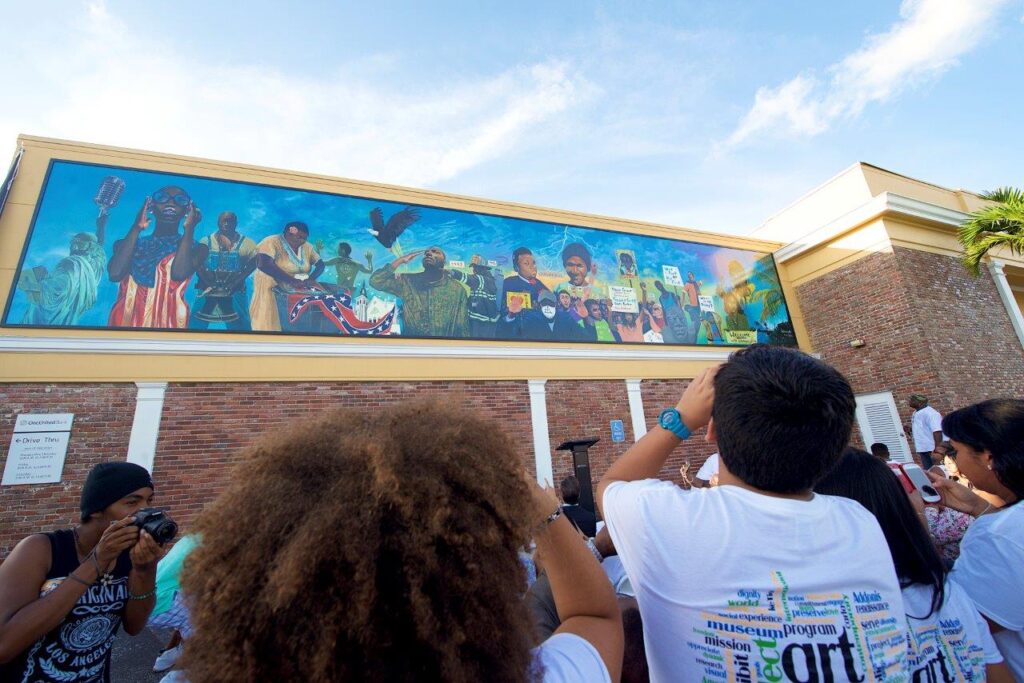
[951,503,1024,679]
[901,581,1002,680]
[911,406,943,452]
[533,632,610,683]
[603,480,907,682]
[696,453,720,481]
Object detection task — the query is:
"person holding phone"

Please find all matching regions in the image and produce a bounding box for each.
[0,462,165,682]
[930,399,1024,679]
[815,448,1012,681]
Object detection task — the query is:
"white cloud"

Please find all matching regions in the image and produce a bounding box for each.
[724,0,1010,148]
[0,2,594,187]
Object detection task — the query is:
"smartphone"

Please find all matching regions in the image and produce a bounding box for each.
[887,462,915,495]
[900,463,942,504]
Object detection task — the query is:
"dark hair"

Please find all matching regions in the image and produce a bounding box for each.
[560,242,592,270]
[560,476,581,504]
[284,220,309,235]
[512,247,532,272]
[712,345,854,493]
[815,448,946,617]
[338,242,352,256]
[943,399,1024,502]
[869,442,890,458]
[182,401,538,682]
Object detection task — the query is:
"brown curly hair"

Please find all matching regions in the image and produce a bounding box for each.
[181,400,540,682]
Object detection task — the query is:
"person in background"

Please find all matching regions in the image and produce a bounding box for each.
[580,299,615,342]
[447,254,499,338]
[560,476,597,537]
[870,442,891,461]
[148,534,200,677]
[598,346,908,681]
[909,394,944,469]
[815,448,1011,682]
[182,401,622,682]
[930,399,1024,679]
[0,463,164,682]
[922,467,973,565]
[691,452,719,488]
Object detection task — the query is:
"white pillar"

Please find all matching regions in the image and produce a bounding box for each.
[625,378,647,442]
[528,379,553,486]
[989,259,1024,350]
[126,382,168,473]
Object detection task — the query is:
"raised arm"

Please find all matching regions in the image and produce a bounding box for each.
[108,198,151,282]
[597,366,717,517]
[169,203,201,282]
[530,481,623,681]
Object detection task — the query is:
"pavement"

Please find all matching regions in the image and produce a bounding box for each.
[110,626,178,683]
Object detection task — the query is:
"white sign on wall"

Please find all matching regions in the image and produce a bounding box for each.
[2,413,74,486]
[698,295,715,313]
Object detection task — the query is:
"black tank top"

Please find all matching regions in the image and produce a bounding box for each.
[0,529,132,683]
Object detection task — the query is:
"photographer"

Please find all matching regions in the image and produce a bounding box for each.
[0,462,165,682]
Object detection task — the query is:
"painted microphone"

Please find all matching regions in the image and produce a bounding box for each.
[93,175,126,217]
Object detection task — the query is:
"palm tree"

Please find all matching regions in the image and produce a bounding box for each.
[749,256,785,323]
[959,187,1024,276]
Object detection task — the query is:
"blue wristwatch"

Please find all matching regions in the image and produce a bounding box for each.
[658,408,691,440]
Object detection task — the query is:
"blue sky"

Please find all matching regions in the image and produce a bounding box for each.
[1,0,1021,234]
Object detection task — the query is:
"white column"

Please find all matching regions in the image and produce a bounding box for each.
[989,259,1024,350]
[625,378,647,442]
[126,382,168,473]
[528,379,553,486]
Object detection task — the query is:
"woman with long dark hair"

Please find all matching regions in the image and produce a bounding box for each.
[931,399,1024,680]
[815,449,1011,681]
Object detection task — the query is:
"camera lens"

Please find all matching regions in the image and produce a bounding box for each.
[151,519,178,544]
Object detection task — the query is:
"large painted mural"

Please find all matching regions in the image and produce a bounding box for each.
[3,160,797,346]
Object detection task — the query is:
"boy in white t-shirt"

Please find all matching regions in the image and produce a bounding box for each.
[598,346,909,682]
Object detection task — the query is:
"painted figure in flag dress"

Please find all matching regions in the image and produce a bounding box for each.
[249,221,324,331]
[369,247,470,338]
[107,186,200,328]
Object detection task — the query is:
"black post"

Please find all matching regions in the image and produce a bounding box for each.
[556,437,600,514]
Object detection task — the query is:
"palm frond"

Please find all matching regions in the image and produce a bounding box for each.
[958,187,1024,276]
[982,186,1024,204]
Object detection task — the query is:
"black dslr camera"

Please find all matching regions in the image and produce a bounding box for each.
[131,508,178,544]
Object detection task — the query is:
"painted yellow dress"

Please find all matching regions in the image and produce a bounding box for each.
[249,235,320,331]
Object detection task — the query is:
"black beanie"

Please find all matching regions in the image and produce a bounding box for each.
[80,462,154,521]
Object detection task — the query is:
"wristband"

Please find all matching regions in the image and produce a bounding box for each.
[536,506,562,530]
[128,588,157,601]
[658,408,691,440]
[67,573,94,588]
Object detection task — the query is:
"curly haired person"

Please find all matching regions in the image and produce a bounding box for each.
[181,401,622,682]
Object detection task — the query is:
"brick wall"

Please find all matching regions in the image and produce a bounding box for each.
[797,247,1024,452]
[0,384,136,558]
[0,381,534,560]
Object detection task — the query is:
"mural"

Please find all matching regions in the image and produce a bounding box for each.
[3,160,797,347]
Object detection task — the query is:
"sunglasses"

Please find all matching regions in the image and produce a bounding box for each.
[151,190,190,206]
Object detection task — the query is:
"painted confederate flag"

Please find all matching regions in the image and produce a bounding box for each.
[287,291,395,335]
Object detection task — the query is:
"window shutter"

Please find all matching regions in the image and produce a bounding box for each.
[854,392,912,463]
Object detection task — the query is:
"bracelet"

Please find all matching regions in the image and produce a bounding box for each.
[89,551,103,577]
[536,506,563,530]
[67,573,93,588]
[128,588,157,601]
[975,502,993,517]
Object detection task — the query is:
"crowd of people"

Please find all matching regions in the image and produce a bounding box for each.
[0,345,1021,682]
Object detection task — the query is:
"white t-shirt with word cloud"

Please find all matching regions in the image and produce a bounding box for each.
[901,580,1002,680]
[950,502,1024,679]
[603,480,908,682]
